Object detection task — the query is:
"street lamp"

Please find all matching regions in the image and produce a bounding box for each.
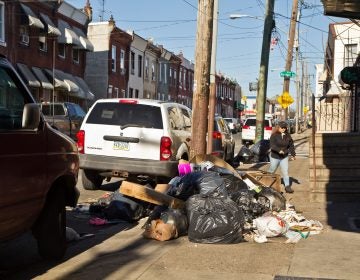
[229,14,263,20]
[229,0,275,143]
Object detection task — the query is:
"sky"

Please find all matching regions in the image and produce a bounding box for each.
[67,0,347,103]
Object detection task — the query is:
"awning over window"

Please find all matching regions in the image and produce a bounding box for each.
[16,63,41,88]
[44,69,68,90]
[32,67,54,90]
[39,13,61,36]
[61,72,82,97]
[74,76,95,100]
[57,20,81,46]
[72,27,94,52]
[20,4,44,29]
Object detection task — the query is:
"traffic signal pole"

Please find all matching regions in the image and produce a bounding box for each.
[255,0,275,143]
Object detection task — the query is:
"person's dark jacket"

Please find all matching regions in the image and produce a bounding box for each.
[270,132,296,159]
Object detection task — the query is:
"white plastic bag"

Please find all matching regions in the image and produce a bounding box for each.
[253,214,288,237]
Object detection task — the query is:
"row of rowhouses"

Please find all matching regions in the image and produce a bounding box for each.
[0,0,242,117]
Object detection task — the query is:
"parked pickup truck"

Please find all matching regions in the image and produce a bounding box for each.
[0,55,80,260]
[39,102,86,141]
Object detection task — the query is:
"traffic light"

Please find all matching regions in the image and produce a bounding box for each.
[340,67,360,85]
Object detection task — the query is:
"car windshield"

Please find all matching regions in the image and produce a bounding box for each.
[85,102,163,129]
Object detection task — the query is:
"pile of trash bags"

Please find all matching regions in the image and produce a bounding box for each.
[74,156,323,245]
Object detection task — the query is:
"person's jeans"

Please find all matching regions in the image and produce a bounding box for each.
[268,155,290,187]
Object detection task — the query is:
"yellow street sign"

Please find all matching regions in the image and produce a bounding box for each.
[303,106,309,114]
[277,91,294,109]
[242,96,247,101]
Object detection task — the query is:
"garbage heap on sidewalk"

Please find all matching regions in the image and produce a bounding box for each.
[76,154,323,244]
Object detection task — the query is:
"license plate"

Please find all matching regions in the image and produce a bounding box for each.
[113,141,130,151]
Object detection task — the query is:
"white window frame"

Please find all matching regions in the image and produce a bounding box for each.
[164,63,167,84]
[151,62,155,81]
[145,57,149,79]
[111,45,116,72]
[38,34,47,52]
[130,51,135,75]
[120,49,125,71]
[0,1,5,44]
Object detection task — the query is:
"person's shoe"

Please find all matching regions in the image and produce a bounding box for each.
[285,186,294,193]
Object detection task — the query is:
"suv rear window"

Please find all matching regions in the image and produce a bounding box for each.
[245,119,270,126]
[85,102,163,129]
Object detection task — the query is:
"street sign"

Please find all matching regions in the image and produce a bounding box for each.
[277,91,294,109]
[280,71,296,78]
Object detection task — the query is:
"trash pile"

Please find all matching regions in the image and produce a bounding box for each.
[73,154,323,244]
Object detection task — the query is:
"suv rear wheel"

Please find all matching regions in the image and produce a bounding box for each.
[81,169,103,190]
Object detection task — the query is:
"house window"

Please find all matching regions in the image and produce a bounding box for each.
[114,87,119,98]
[174,69,177,86]
[130,51,135,75]
[159,62,162,82]
[38,35,47,52]
[164,63,167,84]
[19,26,29,45]
[151,62,155,81]
[129,87,133,98]
[344,44,357,67]
[72,48,79,63]
[0,2,4,43]
[120,49,125,72]
[145,57,149,79]
[58,43,66,58]
[111,45,116,72]
[135,89,139,98]
[138,55,142,77]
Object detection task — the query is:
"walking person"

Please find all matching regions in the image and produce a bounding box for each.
[268,121,296,193]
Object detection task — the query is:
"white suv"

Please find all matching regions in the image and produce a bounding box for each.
[241,117,273,144]
[76,98,192,190]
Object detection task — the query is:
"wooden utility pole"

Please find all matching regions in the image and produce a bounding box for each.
[190,0,214,158]
[207,0,218,154]
[254,0,275,143]
[282,0,299,120]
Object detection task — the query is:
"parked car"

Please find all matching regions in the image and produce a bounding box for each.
[212,115,236,162]
[0,55,79,260]
[241,117,273,144]
[224,117,241,133]
[77,98,193,190]
[39,102,86,141]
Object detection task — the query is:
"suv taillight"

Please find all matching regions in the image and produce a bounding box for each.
[76,130,85,154]
[119,99,138,104]
[212,131,222,139]
[242,125,250,129]
[265,126,272,131]
[160,136,172,161]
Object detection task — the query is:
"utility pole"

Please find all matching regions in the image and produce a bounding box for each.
[254,0,275,143]
[295,7,300,134]
[191,0,214,158]
[282,0,299,120]
[207,0,218,154]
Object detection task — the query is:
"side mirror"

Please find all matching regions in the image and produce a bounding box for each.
[22,103,40,129]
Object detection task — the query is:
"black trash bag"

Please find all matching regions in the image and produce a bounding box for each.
[220,174,249,197]
[186,193,245,244]
[160,208,188,236]
[234,145,254,164]
[103,193,147,222]
[250,140,270,162]
[258,187,286,212]
[167,171,228,200]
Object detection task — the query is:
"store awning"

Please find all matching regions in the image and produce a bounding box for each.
[39,13,61,36]
[16,63,41,88]
[57,20,81,46]
[326,82,344,96]
[20,4,44,29]
[74,76,95,100]
[73,27,94,52]
[44,69,68,90]
[32,67,54,90]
